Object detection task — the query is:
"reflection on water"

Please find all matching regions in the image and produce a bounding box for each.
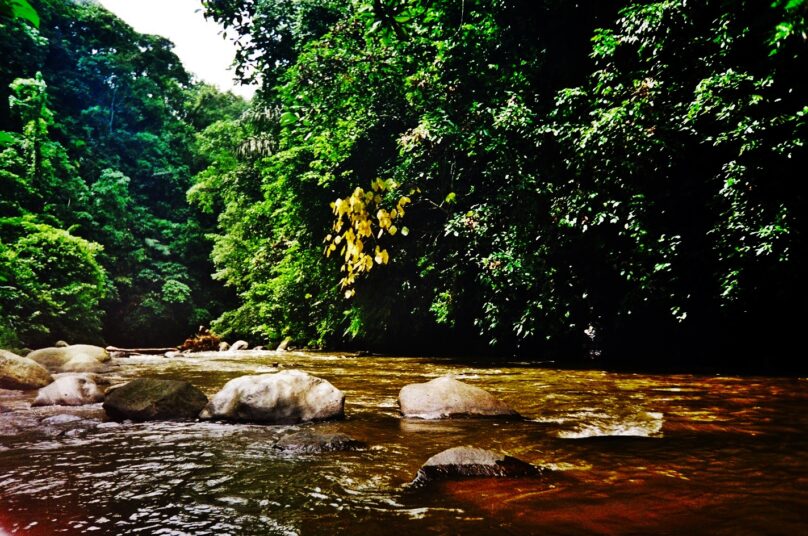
[1,351,806,534]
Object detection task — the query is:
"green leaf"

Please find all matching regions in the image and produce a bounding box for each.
[0,131,16,145]
[9,0,40,27]
[445,192,457,205]
[279,112,298,126]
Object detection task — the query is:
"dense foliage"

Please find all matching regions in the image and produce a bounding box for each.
[196,0,806,369]
[1,0,245,348]
[1,0,804,369]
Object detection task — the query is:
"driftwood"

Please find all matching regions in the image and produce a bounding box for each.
[106,346,178,356]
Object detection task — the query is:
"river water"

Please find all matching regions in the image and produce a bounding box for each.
[1,351,806,535]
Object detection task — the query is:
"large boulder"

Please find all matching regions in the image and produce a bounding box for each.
[103,378,208,421]
[411,446,541,487]
[0,349,53,390]
[398,376,519,419]
[32,373,106,407]
[275,430,365,453]
[27,345,110,373]
[200,370,345,424]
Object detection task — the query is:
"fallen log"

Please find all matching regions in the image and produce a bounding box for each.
[106,346,178,356]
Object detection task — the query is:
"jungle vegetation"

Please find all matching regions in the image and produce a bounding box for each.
[2,0,805,370]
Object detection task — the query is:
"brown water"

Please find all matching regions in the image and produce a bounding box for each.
[1,351,806,535]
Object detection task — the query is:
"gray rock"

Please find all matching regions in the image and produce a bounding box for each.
[27,345,110,373]
[54,340,69,348]
[96,421,121,429]
[230,340,249,351]
[275,430,365,453]
[200,370,345,424]
[0,349,54,390]
[398,376,519,419]
[41,414,83,425]
[32,373,106,407]
[411,446,541,487]
[218,341,230,352]
[276,338,292,352]
[103,378,208,421]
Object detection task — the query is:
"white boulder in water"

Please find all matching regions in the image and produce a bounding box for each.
[230,340,249,351]
[26,345,110,373]
[398,376,519,419]
[32,373,106,406]
[200,370,345,424]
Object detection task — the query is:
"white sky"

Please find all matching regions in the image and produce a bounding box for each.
[97,0,257,99]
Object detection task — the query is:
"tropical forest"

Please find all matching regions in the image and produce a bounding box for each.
[0,0,806,534]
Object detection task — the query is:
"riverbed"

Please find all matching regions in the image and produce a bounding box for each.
[1,351,806,534]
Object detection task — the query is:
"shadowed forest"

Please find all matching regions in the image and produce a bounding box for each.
[1,0,805,372]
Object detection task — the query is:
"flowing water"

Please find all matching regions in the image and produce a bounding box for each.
[1,351,806,535]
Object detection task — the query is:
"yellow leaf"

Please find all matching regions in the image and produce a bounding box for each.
[401,226,410,236]
[391,208,398,219]
[344,288,355,299]
[389,225,397,236]
[325,234,332,242]
[334,235,342,244]
[375,247,389,265]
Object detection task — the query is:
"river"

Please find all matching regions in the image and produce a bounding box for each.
[1,351,806,534]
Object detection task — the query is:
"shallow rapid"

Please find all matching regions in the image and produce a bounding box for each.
[1,351,806,534]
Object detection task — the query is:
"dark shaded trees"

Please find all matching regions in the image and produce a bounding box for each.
[197,0,806,370]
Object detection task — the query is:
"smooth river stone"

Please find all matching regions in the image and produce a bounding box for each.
[274,430,365,453]
[26,345,110,373]
[398,376,519,419]
[0,349,53,390]
[200,370,345,424]
[103,378,208,421]
[410,446,541,487]
[32,373,106,406]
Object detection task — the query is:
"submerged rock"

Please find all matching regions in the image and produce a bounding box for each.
[275,430,365,453]
[32,373,106,407]
[411,446,541,487]
[200,370,345,424]
[27,345,110,373]
[40,414,84,426]
[218,341,230,352]
[230,340,249,351]
[398,376,519,419]
[103,378,208,421]
[0,349,54,390]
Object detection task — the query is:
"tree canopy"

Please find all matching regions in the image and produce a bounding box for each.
[194,0,806,369]
[1,0,246,348]
[1,0,804,371]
